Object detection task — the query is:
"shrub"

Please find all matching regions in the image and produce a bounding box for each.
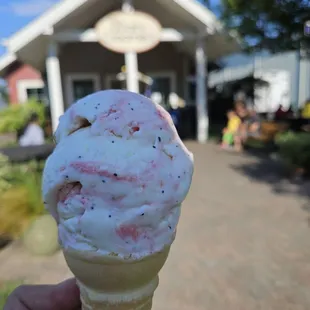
[0,154,13,193]
[0,100,46,134]
[0,160,46,238]
[275,131,310,171]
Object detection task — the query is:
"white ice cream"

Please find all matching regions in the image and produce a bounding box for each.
[43,90,193,259]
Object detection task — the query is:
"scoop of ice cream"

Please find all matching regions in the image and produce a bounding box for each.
[42,90,193,259]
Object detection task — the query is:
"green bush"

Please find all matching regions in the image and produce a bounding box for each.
[275,131,310,171]
[0,154,14,193]
[0,159,46,238]
[0,100,46,134]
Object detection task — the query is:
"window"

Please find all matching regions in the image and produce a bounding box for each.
[17,79,45,103]
[26,87,46,103]
[106,71,176,108]
[66,74,101,105]
[72,80,96,101]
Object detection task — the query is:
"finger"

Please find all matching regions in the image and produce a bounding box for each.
[3,295,27,310]
[6,279,81,310]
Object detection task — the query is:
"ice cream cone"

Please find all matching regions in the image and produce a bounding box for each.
[43,90,193,309]
[63,246,170,310]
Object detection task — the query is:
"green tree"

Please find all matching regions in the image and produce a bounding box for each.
[208,0,310,53]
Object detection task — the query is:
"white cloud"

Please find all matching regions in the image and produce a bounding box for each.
[4,0,57,17]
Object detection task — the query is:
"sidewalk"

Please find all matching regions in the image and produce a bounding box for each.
[1,142,310,310]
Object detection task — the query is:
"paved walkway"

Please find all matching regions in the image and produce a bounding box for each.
[1,142,310,309]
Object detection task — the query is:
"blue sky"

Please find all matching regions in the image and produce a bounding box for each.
[0,0,60,56]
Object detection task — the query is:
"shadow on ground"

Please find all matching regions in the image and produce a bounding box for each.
[230,150,310,221]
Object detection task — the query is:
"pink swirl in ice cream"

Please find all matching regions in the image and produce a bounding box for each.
[42,90,193,259]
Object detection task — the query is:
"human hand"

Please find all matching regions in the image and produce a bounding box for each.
[4,278,81,310]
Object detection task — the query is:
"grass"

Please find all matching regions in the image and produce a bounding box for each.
[0,280,23,309]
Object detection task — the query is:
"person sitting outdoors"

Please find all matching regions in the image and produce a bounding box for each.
[19,113,45,147]
[234,102,261,152]
[301,98,310,119]
[221,110,241,149]
[275,104,293,120]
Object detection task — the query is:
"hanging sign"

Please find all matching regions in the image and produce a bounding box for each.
[95,11,162,53]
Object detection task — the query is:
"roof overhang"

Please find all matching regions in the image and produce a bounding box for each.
[1,0,240,72]
[0,53,17,76]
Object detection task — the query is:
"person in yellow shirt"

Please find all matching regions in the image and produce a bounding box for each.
[221,110,241,148]
[301,98,310,119]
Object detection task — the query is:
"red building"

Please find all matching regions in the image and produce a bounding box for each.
[0,54,44,104]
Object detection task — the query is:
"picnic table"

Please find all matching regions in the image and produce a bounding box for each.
[247,120,289,144]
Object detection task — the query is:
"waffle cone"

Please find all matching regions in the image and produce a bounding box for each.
[63,247,170,310]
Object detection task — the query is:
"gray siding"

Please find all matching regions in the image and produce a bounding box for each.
[300,57,310,104]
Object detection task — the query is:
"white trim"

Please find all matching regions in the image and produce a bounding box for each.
[171,0,221,33]
[65,73,101,105]
[54,29,98,42]
[16,79,44,103]
[53,28,192,43]
[195,39,208,143]
[7,0,89,52]
[5,0,237,55]
[161,28,188,41]
[47,41,64,131]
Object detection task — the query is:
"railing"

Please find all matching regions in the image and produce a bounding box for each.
[0,144,54,163]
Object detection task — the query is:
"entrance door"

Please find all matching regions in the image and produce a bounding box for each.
[66,73,101,105]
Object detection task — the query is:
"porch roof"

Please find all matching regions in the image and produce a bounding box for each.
[0,0,240,74]
[0,53,17,76]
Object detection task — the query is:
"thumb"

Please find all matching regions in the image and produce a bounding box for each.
[50,278,81,309]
